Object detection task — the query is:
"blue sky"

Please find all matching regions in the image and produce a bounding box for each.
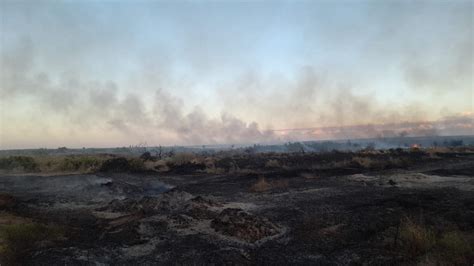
[1,0,472,148]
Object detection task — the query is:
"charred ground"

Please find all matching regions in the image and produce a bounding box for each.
[0,147,473,265]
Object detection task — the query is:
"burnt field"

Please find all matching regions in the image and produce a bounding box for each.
[0,147,473,265]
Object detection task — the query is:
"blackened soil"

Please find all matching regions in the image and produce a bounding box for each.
[1,151,473,265]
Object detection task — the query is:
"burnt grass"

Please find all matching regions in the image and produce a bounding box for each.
[1,149,474,265]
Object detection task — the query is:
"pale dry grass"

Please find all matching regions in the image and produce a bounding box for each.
[300,172,319,179]
[399,217,436,257]
[249,177,272,192]
[397,217,473,264]
[351,156,374,168]
[249,177,289,192]
[168,152,202,166]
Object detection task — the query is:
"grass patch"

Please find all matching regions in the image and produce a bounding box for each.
[0,223,64,264]
[36,155,109,173]
[437,231,473,264]
[399,217,436,257]
[397,217,473,264]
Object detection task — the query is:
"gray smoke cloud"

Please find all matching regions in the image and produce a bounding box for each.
[1,37,472,148]
[0,38,276,146]
[1,1,472,148]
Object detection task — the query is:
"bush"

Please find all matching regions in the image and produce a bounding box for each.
[128,158,146,171]
[0,156,38,172]
[99,157,146,172]
[57,156,102,172]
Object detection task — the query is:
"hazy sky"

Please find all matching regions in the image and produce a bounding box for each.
[1,0,473,148]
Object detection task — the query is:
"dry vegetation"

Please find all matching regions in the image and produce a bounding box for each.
[249,176,289,192]
[0,220,64,265]
[396,217,473,265]
[0,145,472,264]
[1,146,472,175]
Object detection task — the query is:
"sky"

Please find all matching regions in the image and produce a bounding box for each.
[0,0,473,149]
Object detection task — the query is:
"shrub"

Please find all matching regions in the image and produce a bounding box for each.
[57,156,102,172]
[0,156,38,173]
[128,158,146,171]
[99,157,145,172]
[139,152,153,161]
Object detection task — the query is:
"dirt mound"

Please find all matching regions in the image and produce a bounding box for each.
[211,208,280,243]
